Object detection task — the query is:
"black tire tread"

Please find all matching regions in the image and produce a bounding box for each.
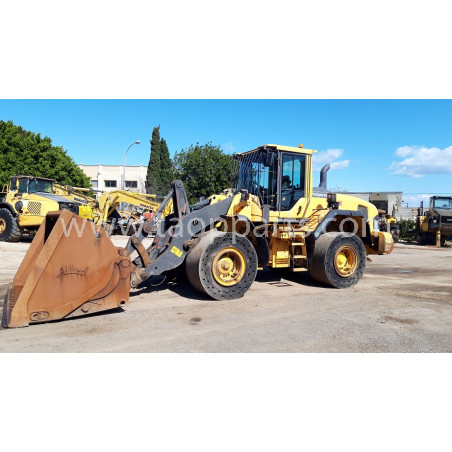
[0,208,21,242]
[309,232,366,288]
[186,230,258,300]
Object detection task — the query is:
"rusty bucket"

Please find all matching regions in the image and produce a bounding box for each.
[2,210,131,328]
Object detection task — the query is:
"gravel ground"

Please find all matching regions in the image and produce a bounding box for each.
[0,236,451,352]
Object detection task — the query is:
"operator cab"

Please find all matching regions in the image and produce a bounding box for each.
[10,176,55,195]
[431,196,452,210]
[233,144,311,212]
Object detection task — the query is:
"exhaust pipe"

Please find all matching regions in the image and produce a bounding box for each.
[319,164,330,189]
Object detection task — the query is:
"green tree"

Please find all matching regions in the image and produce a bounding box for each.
[159,138,173,195]
[0,120,90,187]
[146,126,161,194]
[399,219,416,240]
[146,126,174,196]
[173,142,233,204]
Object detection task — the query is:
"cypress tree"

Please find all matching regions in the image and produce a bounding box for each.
[159,138,174,195]
[146,126,161,194]
[145,126,174,196]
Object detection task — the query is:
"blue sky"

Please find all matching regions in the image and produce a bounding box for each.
[1,99,451,206]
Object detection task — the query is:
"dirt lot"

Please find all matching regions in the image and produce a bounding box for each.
[0,236,451,352]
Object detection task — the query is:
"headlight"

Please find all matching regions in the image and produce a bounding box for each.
[15,201,23,212]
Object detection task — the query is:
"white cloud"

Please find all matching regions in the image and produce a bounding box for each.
[401,193,433,207]
[312,148,349,171]
[224,142,235,152]
[330,160,350,170]
[390,145,452,178]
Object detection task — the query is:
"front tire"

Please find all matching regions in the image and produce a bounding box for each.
[309,232,366,288]
[390,227,399,243]
[0,208,21,242]
[186,230,258,300]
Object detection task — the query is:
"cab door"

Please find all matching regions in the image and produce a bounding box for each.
[5,177,18,204]
[275,152,311,219]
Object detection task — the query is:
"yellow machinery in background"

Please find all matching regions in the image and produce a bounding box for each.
[94,190,164,235]
[52,183,166,235]
[53,183,98,220]
[0,175,164,241]
[416,196,452,247]
[3,144,394,327]
[368,193,400,243]
[0,176,82,242]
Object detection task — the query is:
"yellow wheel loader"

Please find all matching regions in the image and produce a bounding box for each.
[0,176,83,242]
[416,196,452,247]
[3,144,394,328]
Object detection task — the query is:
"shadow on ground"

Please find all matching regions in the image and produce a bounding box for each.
[0,305,125,330]
[130,266,329,301]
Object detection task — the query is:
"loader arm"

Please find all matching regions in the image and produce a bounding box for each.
[126,180,235,287]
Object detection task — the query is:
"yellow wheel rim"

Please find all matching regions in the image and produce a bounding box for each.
[334,245,358,277]
[0,218,6,234]
[212,247,246,286]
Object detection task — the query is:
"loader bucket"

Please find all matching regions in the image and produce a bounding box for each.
[2,210,131,328]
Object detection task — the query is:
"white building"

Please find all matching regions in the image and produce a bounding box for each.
[340,191,418,220]
[78,164,147,193]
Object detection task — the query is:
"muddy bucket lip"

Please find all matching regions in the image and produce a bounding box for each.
[2,286,15,328]
[2,285,30,328]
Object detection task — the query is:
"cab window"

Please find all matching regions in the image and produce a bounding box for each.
[235,150,278,209]
[18,178,28,194]
[28,179,52,193]
[280,153,306,211]
[433,198,452,209]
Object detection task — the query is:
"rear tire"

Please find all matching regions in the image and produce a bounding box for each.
[0,208,21,242]
[186,230,257,300]
[309,232,366,288]
[417,232,425,245]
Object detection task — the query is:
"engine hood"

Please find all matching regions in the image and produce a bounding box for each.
[433,208,452,217]
[36,193,80,204]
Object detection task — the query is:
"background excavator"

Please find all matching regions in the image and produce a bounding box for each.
[3,144,394,328]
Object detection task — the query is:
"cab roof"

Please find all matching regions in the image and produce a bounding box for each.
[235,144,317,157]
[13,175,56,182]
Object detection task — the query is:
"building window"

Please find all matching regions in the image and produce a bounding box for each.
[105,180,117,188]
[125,180,138,189]
[91,180,98,188]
